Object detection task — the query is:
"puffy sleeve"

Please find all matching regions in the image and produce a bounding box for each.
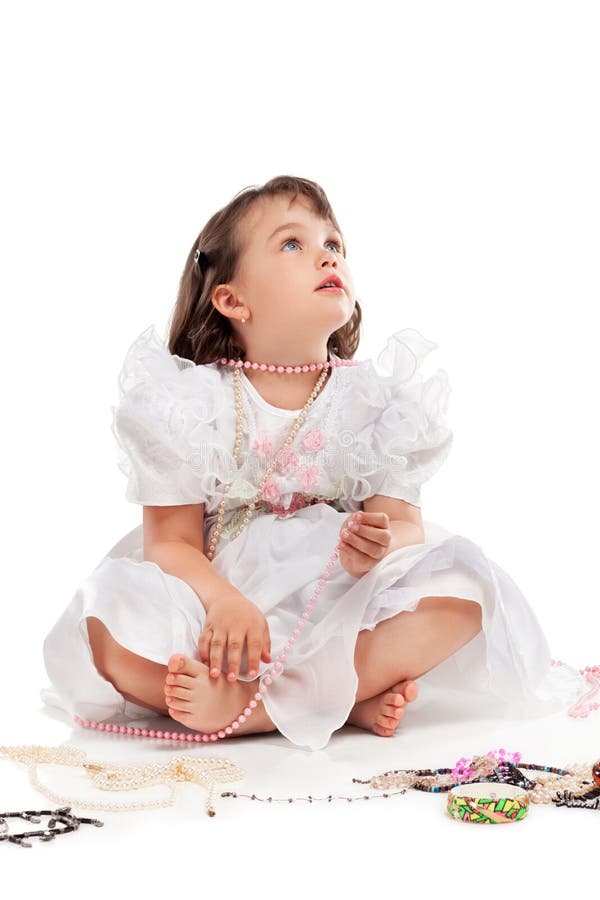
[111,325,237,506]
[338,328,454,509]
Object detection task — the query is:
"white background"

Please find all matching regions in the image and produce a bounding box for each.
[1,0,598,890]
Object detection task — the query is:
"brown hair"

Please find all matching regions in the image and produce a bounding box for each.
[166,175,363,364]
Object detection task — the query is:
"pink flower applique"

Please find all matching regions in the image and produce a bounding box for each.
[252,432,273,457]
[261,475,281,504]
[301,428,326,453]
[276,447,299,476]
[299,465,320,491]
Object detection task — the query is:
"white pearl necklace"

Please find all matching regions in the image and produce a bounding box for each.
[0,744,244,817]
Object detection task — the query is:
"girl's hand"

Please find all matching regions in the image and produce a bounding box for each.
[198,591,272,683]
[338,511,392,579]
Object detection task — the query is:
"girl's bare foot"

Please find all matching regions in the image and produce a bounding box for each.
[346,679,419,737]
[163,653,256,734]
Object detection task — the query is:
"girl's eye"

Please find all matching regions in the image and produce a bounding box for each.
[282,237,342,252]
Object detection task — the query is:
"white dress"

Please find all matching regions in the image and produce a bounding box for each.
[40,325,593,751]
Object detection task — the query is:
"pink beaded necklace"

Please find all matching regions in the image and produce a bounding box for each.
[75,348,366,743]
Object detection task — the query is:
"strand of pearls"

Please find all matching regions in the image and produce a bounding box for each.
[74,352,364,744]
[0,745,244,817]
[527,764,596,803]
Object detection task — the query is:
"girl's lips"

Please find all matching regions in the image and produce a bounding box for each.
[316,286,345,293]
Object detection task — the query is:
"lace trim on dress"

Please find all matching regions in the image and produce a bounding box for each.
[329,328,454,510]
[111,324,453,517]
[111,324,238,508]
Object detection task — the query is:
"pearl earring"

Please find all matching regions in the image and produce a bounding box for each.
[241,317,246,324]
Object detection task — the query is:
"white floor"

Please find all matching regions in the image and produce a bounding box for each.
[2,670,598,894]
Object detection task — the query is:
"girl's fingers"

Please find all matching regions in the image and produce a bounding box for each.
[357,511,389,527]
[341,528,385,559]
[209,632,226,678]
[225,633,246,682]
[346,520,388,544]
[243,633,263,678]
[198,626,212,665]
[339,538,371,573]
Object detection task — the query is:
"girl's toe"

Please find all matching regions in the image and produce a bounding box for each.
[167,653,185,674]
[373,723,395,737]
[377,713,397,728]
[388,692,405,707]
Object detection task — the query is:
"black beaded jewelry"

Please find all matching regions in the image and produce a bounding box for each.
[0,806,103,848]
[554,791,600,808]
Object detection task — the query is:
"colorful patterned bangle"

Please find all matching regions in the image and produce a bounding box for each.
[447,782,530,824]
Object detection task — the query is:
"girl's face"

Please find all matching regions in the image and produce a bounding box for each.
[212,193,356,364]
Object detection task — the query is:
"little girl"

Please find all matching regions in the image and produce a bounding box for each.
[40,175,593,752]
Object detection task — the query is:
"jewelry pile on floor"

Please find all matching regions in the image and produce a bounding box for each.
[1,744,599,834]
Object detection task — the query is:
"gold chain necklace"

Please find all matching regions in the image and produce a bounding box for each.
[205,364,330,561]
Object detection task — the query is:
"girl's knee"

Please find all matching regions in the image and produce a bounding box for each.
[86,616,125,680]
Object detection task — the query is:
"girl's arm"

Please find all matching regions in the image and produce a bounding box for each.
[142,504,232,613]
